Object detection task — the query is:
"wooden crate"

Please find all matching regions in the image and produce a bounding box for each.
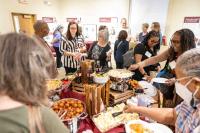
[85,81,111,116]
[72,81,84,92]
[109,90,134,105]
[72,80,110,116]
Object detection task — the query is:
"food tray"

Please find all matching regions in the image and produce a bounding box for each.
[92,103,139,132]
[51,98,87,122]
[108,69,134,82]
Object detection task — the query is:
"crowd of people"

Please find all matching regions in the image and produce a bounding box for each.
[0,17,199,133]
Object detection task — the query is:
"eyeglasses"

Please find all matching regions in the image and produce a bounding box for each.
[150,39,158,44]
[70,27,77,30]
[171,39,180,44]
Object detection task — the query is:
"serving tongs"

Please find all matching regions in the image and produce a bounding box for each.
[112,111,123,117]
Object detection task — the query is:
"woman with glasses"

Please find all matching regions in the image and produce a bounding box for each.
[125,48,200,133]
[131,30,160,81]
[129,29,196,106]
[60,22,85,75]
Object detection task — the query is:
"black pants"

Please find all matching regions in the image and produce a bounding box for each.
[64,67,77,75]
[53,46,62,68]
[116,62,123,69]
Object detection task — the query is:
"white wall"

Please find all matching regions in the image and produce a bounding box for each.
[129,0,169,36]
[60,0,129,26]
[0,0,61,33]
[165,0,200,39]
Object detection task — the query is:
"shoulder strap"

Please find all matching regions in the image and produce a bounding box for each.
[117,41,123,49]
[28,106,45,133]
[163,59,171,70]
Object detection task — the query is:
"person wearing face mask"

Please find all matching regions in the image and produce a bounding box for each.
[124,48,200,133]
[129,29,196,107]
[60,22,85,75]
[131,30,161,81]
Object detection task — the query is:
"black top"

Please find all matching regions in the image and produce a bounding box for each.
[138,32,147,43]
[132,43,160,80]
[87,41,111,68]
[154,32,162,52]
[114,40,129,63]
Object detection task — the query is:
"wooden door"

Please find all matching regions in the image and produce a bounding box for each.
[12,13,36,36]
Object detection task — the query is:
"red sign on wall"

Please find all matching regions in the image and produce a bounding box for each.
[66,18,77,22]
[99,17,111,23]
[42,17,55,23]
[184,17,200,23]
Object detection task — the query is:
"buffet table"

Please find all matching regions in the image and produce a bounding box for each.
[60,87,126,133]
[59,84,162,133]
[47,68,164,133]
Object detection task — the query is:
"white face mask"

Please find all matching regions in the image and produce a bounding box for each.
[175,78,199,106]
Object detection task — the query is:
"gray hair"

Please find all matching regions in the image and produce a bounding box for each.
[176,48,200,77]
[0,33,53,105]
[53,25,64,35]
[98,29,109,43]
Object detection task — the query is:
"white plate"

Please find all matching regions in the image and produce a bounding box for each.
[138,81,157,96]
[151,78,168,84]
[125,120,173,133]
[149,123,173,133]
[125,120,150,133]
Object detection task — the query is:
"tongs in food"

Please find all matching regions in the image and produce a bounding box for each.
[112,111,123,117]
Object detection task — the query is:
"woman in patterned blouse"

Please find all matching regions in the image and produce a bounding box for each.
[124,48,200,133]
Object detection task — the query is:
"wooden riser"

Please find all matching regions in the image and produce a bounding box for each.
[110,93,134,104]
[110,90,134,99]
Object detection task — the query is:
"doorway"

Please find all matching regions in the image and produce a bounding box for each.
[12,13,36,36]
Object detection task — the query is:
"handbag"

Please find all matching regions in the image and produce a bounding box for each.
[122,48,135,68]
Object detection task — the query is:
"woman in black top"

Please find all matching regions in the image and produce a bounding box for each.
[129,29,196,103]
[88,29,111,68]
[114,30,129,69]
[132,30,160,81]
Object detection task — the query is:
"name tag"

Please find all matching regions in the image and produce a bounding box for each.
[169,61,176,69]
[145,51,152,58]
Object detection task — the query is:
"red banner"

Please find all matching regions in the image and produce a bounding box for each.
[66,18,77,22]
[99,17,111,23]
[184,17,200,23]
[42,17,55,23]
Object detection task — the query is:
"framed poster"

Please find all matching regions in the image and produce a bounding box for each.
[99,17,111,23]
[42,17,55,23]
[82,24,97,41]
[66,18,77,22]
[182,16,200,38]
